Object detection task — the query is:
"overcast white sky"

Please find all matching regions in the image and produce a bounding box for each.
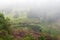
[0,0,60,8]
[0,0,60,16]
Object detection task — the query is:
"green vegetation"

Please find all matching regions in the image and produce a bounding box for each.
[0,13,60,40]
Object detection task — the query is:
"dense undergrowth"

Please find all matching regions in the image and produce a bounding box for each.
[0,13,60,40]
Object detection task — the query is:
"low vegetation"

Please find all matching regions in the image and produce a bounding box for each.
[0,13,60,40]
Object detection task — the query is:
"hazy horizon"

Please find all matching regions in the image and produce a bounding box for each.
[0,0,60,19]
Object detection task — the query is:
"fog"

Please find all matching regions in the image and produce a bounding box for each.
[0,0,60,39]
[0,0,60,10]
[0,0,60,21]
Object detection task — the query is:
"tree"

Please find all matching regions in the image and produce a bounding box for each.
[0,13,11,40]
[0,13,6,30]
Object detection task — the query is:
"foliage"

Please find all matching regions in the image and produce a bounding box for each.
[0,13,6,30]
[0,13,60,40]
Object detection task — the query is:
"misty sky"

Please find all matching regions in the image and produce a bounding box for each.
[0,0,60,16]
[0,0,60,9]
